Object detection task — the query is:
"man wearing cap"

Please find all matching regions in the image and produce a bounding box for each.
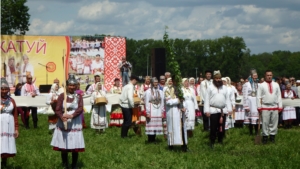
[119,75,139,138]
[204,70,232,148]
[200,70,213,131]
[19,54,34,84]
[144,77,164,143]
[86,75,101,95]
[21,74,40,129]
[257,70,283,144]
[118,57,132,86]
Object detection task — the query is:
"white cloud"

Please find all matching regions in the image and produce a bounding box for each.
[28,19,74,35]
[26,0,300,53]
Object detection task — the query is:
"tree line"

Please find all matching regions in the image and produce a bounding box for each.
[126,37,300,82]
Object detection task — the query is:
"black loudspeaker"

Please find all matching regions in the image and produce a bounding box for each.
[151,48,166,79]
[39,85,52,93]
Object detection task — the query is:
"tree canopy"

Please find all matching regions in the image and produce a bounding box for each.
[1,0,30,35]
[126,37,300,81]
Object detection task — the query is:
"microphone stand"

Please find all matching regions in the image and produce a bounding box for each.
[38,63,49,84]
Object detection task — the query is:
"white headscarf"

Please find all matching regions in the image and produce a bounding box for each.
[166,78,172,87]
[50,83,58,94]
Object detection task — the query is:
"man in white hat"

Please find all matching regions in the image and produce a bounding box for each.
[204,70,232,148]
[257,70,283,144]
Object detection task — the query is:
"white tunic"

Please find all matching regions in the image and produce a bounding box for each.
[204,85,232,114]
[46,92,59,129]
[144,88,164,135]
[200,79,213,102]
[90,90,108,130]
[0,100,17,155]
[182,87,198,130]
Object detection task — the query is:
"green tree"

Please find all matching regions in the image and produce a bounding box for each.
[1,0,30,35]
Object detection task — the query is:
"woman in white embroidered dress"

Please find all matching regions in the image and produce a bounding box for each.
[282,83,297,129]
[182,78,198,137]
[1,78,19,167]
[90,82,108,133]
[50,74,85,169]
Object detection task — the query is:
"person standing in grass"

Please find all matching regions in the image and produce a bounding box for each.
[281,83,297,129]
[204,71,232,148]
[51,74,85,169]
[243,69,260,135]
[200,70,213,131]
[182,78,198,138]
[1,78,19,168]
[164,77,188,152]
[119,75,139,138]
[257,70,283,144]
[144,77,164,143]
[90,82,108,134]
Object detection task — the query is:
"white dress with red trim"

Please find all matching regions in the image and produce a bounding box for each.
[282,90,296,120]
[144,88,164,135]
[243,82,259,124]
[109,86,123,127]
[51,95,85,152]
[90,91,108,130]
[1,99,17,157]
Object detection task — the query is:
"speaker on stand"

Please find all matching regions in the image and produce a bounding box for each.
[151,48,166,80]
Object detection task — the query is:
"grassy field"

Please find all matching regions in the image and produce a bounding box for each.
[4,114,300,169]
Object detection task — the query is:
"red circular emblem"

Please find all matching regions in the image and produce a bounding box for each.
[46,62,56,72]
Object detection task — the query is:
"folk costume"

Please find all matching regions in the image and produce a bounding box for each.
[281,89,297,128]
[1,78,19,167]
[200,70,213,131]
[223,77,236,130]
[90,82,108,133]
[144,78,164,142]
[50,74,85,168]
[204,71,232,148]
[20,78,40,129]
[243,69,260,135]
[46,84,59,130]
[257,79,283,144]
[109,79,123,127]
[234,86,245,127]
[164,78,188,151]
[182,78,198,137]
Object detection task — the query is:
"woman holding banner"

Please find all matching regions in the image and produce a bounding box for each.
[1,78,19,167]
[50,74,85,169]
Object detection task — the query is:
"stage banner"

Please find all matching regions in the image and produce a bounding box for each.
[1,35,70,90]
[104,37,126,91]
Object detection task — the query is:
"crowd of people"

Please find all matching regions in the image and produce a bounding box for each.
[1,65,300,168]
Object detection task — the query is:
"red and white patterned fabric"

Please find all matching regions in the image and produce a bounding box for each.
[104,37,126,91]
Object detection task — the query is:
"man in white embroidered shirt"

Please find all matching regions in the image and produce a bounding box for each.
[21,75,40,129]
[119,75,139,138]
[204,70,232,149]
[257,70,283,144]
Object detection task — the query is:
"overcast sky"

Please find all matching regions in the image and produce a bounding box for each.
[26,0,300,54]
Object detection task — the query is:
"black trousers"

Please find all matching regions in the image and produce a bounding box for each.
[121,107,132,137]
[24,107,38,126]
[200,105,209,131]
[209,113,227,143]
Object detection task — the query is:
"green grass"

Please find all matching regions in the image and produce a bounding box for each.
[4,114,300,169]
